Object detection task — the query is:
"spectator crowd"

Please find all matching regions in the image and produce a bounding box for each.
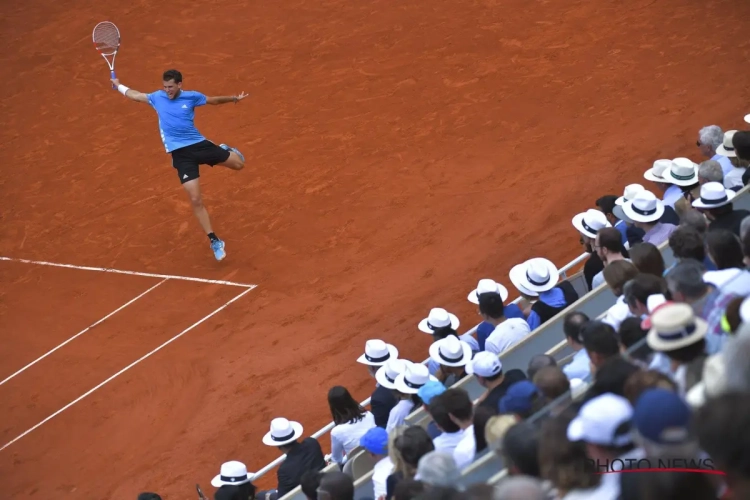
[139,118,750,500]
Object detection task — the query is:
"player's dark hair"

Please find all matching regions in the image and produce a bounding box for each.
[162,69,183,83]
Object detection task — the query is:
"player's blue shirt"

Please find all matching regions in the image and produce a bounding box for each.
[147,90,207,153]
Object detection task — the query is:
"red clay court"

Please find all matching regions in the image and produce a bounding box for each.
[1,0,749,497]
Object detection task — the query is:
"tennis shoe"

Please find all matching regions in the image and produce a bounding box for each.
[210,239,226,261]
[220,143,245,163]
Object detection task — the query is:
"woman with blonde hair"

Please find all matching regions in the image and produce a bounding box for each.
[385,426,435,499]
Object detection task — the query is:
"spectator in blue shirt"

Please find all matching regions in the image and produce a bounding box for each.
[466,279,524,351]
[509,258,579,331]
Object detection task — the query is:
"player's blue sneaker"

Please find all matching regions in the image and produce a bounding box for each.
[210,239,226,261]
[220,143,245,163]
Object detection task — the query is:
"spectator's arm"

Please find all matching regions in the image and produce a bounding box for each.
[330,429,344,464]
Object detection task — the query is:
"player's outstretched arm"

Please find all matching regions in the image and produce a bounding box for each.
[110,78,149,103]
[206,92,249,105]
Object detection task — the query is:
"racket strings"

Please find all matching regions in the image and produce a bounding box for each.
[93,22,120,54]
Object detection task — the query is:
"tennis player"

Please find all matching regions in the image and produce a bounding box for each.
[111,69,247,261]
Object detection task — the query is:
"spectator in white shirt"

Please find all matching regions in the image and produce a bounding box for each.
[697,125,734,176]
[601,260,638,330]
[374,359,411,433]
[591,227,630,289]
[581,321,621,377]
[327,386,376,465]
[704,229,750,294]
[427,391,467,455]
[718,130,745,189]
[436,388,475,469]
[562,311,592,381]
[359,426,392,500]
[387,363,438,433]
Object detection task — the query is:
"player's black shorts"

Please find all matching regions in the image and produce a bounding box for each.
[170,140,231,184]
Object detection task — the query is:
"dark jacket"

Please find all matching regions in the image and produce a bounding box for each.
[708,208,750,237]
[583,253,604,291]
[371,384,397,428]
[276,438,326,497]
[530,281,579,325]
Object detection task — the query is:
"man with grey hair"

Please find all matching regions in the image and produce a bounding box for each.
[665,260,737,354]
[697,125,734,175]
[697,159,724,185]
[415,451,462,490]
[494,476,549,500]
[680,209,708,235]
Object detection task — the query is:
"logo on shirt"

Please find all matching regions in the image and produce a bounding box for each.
[181,104,188,109]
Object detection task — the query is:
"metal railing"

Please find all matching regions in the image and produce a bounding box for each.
[249,250,590,481]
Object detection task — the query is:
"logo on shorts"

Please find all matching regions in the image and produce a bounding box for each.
[183,174,188,179]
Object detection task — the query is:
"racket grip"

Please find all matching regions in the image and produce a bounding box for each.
[110,70,116,89]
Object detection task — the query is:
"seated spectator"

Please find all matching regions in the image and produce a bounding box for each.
[618,316,670,374]
[414,452,462,491]
[376,359,416,432]
[428,336,472,387]
[357,339,399,428]
[533,365,572,404]
[692,181,750,237]
[466,351,525,411]
[475,285,531,355]
[694,392,750,500]
[592,227,630,289]
[501,422,542,478]
[428,391,469,455]
[686,353,727,409]
[494,476,549,500]
[499,380,544,420]
[644,159,682,209]
[623,369,678,405]
[680,208,709,235]
[438,388,475,469]
[572,208,610,289]
[467,278,525,351]
[258,419,325,499]
[586,357,640,399]
[527,354,557,381]
[697,159,725,186]
[612,184,648,247]
[360,427,392,500]
[510,257,579,329]
[316,472,353,500]
[597,194,629,245]
[392,479,424,500]
[389,363,435,432]
[418,308,461,376]
[666,158,701,218]
[416,380,446,439]
[471,405,496,457]
[632,388,700,460]
[562,311,592,380]
[697,125,734,175]
[327,386,376,465]
[737,131,750,186]
[741,216,750,268]
[299,471,322,500]
[539,409,605,499]
[723,322,750,393]
[601,260,639,329]
[630,242,666,277]
[622,190,677,246]
[484,413,519,454]
[665,260,737,354]
[718,130,743,189]
[581,321,621,375]
[386,426,434,499]
[622,273,669,319]
[668,226,715,274]
[646,303,709,396]
[704,229,750,293]
[619,470,719,500]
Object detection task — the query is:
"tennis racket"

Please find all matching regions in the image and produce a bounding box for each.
[195,484,207,500]
[92,21,121,89]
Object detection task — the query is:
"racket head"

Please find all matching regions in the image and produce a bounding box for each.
[93,21,120,55]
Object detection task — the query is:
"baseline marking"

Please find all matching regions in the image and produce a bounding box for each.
[0,285,256,453]
[0,279,168,387]
[0,256,256,288]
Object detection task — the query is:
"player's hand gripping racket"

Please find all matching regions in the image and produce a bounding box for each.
[92,21,121,89]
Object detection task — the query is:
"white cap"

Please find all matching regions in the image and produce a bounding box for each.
[567,393,634,446]
[465,351,502,377]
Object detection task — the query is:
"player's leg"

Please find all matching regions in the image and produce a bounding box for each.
[181,178,226,261]
[218,144,245,170]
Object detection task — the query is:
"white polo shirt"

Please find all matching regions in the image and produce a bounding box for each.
[484,318,531,355]
[453,425,476,469]
[433,429,466,455]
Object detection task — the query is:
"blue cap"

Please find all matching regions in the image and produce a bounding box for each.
[633,388,691,444]
[498,380,539,414]
[417,380,446,405]
[360,426,389,455]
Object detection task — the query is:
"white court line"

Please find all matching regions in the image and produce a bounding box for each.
[0,285,256,453]
[0,256,256,288]
[0,279,168,387]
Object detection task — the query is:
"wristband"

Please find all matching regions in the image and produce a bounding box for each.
[117,84,130,96]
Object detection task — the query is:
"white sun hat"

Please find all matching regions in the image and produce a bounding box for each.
[356,339,399,366]
[717,130,738,157]
[509,257,559,294]
[394,362,439,394]
[745,114,750,124]
[572,209,611,239]
[647,303,708,352]
[418,308,460,334]
[644,159,673,183]
[622,190,664,223]
[428,335,473,368]
[375,358,410,389]
[467,278,509,304]
[211,461,255,487]
[666,158,699,186]
[615,184,645,206]
[692,181,736,209]
[261,417,304,447]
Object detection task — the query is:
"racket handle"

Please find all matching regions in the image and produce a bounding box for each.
[110,70,117,89]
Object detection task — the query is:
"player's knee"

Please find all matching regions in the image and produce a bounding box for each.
[189,195,204,209]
